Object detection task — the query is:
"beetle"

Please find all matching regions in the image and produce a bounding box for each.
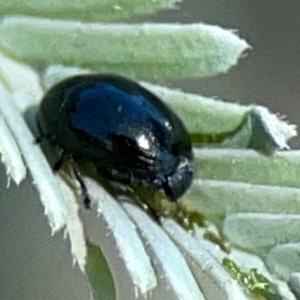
[38,74,194,201]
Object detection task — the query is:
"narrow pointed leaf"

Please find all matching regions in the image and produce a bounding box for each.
[86,241,116,300]
[0,85,67,231]
[183,180,300,222]
[223,213,300,254]
[124,203,206,300]
[142,85,296,151]
[266,244,300,280]
[81,177,157,294]
[0,0,180,22]
[0,17,250,80]
[0,114,26,184]
[194,149,300,188]
[247,106,296,153]
[141,81,249,134]
[0,50,43,112]
[162,219,249,300]
[288,273,300,298]
[56,177,87,271]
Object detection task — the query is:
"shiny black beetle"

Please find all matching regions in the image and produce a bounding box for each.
[38,74,194,201]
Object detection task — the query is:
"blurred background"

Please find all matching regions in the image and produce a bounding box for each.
[1,0,300,299]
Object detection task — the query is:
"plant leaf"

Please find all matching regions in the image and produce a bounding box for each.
[0,16,250,80]
[0,50,43,112]
[86,241,116,300]
[124,203,206,300]
[0,84,67,231]
[0,0,180,22]
[81,176,157,295]
[162,219,249,300]
[266,244,300,280]
[194,149,300,188]
[0,113,26,185]
[223,213,300,255]
[141,81,249,134]
[183,180,300,222]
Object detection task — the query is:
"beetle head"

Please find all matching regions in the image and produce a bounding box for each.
[163,156,194,201]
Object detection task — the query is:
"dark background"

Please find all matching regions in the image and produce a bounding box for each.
[1,1,300,299]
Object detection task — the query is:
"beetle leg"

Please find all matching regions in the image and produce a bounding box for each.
[53,152,72,171]
[72,167,91,209]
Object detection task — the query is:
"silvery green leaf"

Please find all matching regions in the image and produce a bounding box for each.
[162,219,249,300]
[0,84,67,231]
[0,16,250,80]
[183,180,300,222]
[288,273,300,298]
[247,106,296,153]
[194,106,296,152]
[55,175,87,271]
[223,213,300,255]
[0,52,87,272]
[266,244,300,280]
[123,203,205,300]
[0,113,26,185]
[81,176,157,295]
[0,50,43,112]
[215,106,296,153]
[41,65,92,91]
[141,81,249,134]
[0,0,180,22]
[141,83,296,152]
[226,250,296,299]
[194,149,300,187]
